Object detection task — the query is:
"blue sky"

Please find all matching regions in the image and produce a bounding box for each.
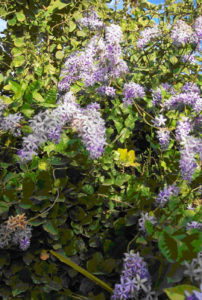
[0,18,7,34]
[107,0,164,10]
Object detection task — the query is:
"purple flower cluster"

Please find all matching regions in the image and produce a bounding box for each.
[186,221,202,231]
[182,54,196,65]
[97,85,116,97]
[185,289,202,300]
[105,24,123,44]
[0,113,23,137]
[171,20,198,46]
[70,104,107,159]
[58,22,128,93]
[151,84,176,107]
[78,11,104,30]
[19,12,125,162]
[0,223,32,251]
[175,117,192,142]
[156,128,170,149]
[152,88,162,106]
[18,91,107,161]
[193,16,202,40]
[111,251,154,300]
[123,82,145,106]
[160,82,201,182]
[165,86,201,113]
[137,26,159,49]
[183,252,202,284]
[138,212,157,232]
[182,83,200,94]
[155,184,179,207]
[179,136,202,181]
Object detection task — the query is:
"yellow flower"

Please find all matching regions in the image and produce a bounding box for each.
[114,148,140,168]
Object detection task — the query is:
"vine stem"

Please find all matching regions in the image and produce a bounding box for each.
[27,189,59,223]
[127,232,140,252]
[98,193,135,208]
[27,167,62,223]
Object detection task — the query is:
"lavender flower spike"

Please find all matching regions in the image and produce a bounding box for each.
[156,128,170,149]
[171,20,198,46]
[111,251,152,299]
[155,184,179,207]
[123,82,145,106]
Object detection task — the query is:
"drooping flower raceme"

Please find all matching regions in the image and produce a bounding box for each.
[171,20,198,46]
[70,104,107,159]
[111,251,154,300]
[18,91,107,161]
[179,136,202,181]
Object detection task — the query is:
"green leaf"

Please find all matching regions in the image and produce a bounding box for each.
[48,0,69,12]
[158,231,178,262]
[0,74,3,83]
[164,284,200,300]
[136,236,147,244]
[56,51,64,60]
[145,220,154,235]
[50,250,113,294]
[77,30,86,37]
[43,221,58,235]
[14,37,25,47]
[0,202,10,214]
[9,80,21,93]
[21,109,35,118]
[32,91,44,102]
[170,56,178,65]
[120,128,131,143]
[69,21,76,32]
[12,282,29,297]
[16,11,26,22]
[8,17,17,26]
[12,55,25,67]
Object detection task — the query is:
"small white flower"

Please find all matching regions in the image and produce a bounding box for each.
[153,114,167,127]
